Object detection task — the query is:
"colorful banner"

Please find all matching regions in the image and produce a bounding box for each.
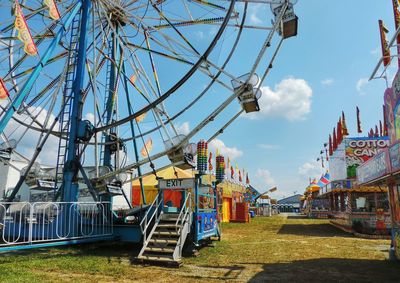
[0,78,9,100]
[140,138,153,157]
[43,0,61,20]
[14,1,37,56]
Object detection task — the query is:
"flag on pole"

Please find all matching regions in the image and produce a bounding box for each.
[368,128,374,137]
[379,20,391,66]
[43,0,61,20]
[246,173,250,185]
[383,105,389,136]
[375,125,379,137]
[333,127,337,151]
[329,135,333,156]
[356,106,362,133]
[230,166,234,179]
[342,111,349,136]
[140,138,153,157]
[208,152,213,171]
[337,118,343,144]
[239,170,242,182]
[0,78,9,100]
[379,120,383,137]
[14,1,37,56]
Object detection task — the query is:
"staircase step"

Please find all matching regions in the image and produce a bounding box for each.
[157,223,178,229]
[149,238,178,245]
[138,254,176,262]
[153,231,180,237]
[144,246,174,253]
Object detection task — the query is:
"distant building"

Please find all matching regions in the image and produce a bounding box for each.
[276,194,302,212]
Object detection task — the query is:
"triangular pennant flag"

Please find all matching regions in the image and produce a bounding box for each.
[140,138,153,158]
[0,78,9,100]
[342,111,349,136]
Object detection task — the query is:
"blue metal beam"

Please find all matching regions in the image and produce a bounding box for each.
[103,28,120,168]
[0,2,82,134]
[63,0,91,202]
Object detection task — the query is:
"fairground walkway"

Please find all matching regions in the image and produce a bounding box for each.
[1,214,399,282]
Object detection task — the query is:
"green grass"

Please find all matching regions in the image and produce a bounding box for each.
[0,215,399,282]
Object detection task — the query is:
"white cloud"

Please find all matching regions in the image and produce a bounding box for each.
[208,138,243,159]
[298,160,324,179]
[246,77,313,121]
[257,143,281,150]
[249,4,263,25]
[84,112,95,124]
[321,78,334,86]
[256,169,276,188]
[4,106,59,166]
[356,78,369,95]
[175,121,190,135]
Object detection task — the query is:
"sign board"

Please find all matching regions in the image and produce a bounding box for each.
[356,149,389,184]
[158,178,195,190]
[345,137,389,179]
[389,141,400,172]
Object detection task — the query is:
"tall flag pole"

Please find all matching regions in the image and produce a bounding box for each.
[356,106,362,134]
[379,19,391,67]
[342,111,349,136]
[392,0,400,67]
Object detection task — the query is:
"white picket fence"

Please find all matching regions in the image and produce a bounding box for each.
[0,202,113,247]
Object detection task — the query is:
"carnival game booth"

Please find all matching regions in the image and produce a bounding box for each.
[217,180,247,222]
[325,134,391,234]
[132,166,195,207]
[322,182,391,236]
[306,182,330,218]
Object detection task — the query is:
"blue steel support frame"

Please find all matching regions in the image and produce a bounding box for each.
[0,2,82,134]
[62,0,91,202]
[103,27,119,168]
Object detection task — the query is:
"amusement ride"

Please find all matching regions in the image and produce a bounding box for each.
[0,0,298,264]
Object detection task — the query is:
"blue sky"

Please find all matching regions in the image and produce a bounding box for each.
[204,0,395,199]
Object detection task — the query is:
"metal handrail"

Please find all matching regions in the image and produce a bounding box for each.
[175,193,191,234]
[139,191,163,244]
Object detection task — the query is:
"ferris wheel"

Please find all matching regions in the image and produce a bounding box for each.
[0,0,298,203]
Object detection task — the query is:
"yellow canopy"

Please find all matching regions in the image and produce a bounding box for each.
[132,166,195,205]
[132,166,194,187]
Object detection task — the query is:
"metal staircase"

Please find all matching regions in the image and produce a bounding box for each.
[138,193,192,266]
[54,13,81,190]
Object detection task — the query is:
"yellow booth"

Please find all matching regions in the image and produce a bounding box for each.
[132,166,195,206]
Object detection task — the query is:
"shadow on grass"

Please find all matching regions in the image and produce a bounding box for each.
[248,258,400,283]
[278,224,352,237]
